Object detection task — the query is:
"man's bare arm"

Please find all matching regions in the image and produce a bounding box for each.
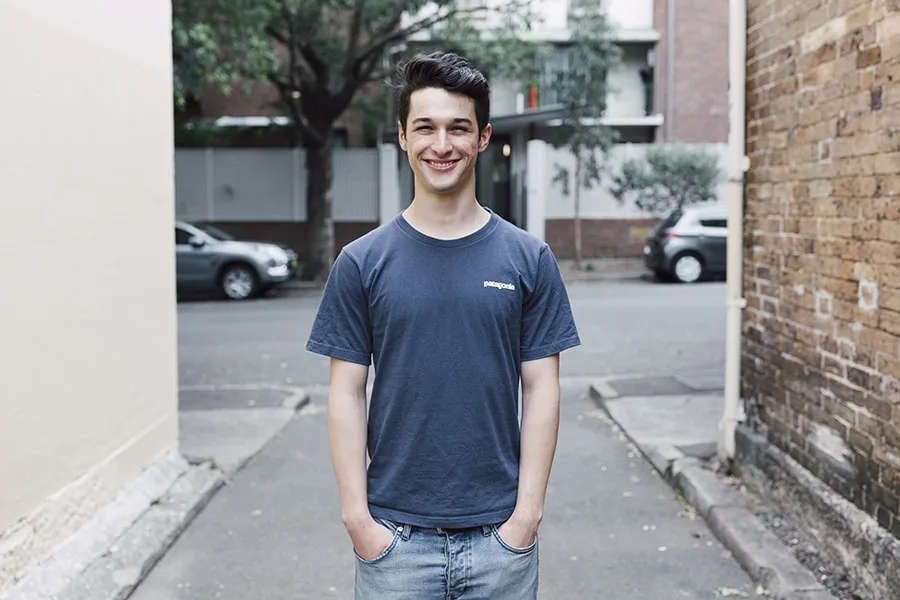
[500,354,561,546]
[327,358,393,558]
[328,358,370,525]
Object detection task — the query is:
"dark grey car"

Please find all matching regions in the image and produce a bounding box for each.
[642,206,728,283]
[175,221,298,299]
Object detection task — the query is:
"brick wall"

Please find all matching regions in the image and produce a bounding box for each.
[546,218,657,259]
[654,0,730,143]
[742,0,900,535]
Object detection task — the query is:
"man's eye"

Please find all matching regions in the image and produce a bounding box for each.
[416,127,432,132]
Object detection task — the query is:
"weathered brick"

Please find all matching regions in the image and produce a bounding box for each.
[850,427,876,455]
[858,328,900,355]
[858,45,883,69]
[881,309,900,337]
[861,241,900,264]
[856,409,883,438]
[877,353,900,381]
[744,0,900,538]
[879,220,900,242]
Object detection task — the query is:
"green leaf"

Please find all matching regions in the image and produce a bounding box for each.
[543,0,622,198]
[609,146,724,214]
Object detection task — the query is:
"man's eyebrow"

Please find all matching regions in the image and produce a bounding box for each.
[411,117,474,125]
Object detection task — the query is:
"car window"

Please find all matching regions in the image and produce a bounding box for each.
[653,210,683,234]
[700,218,727,228]
[175,228,192,245]
[191,223,234,241]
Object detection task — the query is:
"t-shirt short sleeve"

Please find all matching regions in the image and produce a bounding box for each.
[520,245,581,362]
[305,250,372,365]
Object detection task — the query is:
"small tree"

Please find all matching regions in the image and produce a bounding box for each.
[547,0,622,269]
[172,0,540,281]
[609,146,723,215]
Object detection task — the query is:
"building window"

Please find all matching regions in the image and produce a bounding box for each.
[639,66,654,116]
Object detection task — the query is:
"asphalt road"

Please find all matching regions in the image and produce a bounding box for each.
[131,277,751,599]
[176,277,728,393]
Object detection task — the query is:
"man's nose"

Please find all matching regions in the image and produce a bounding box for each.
[431,130,452,154]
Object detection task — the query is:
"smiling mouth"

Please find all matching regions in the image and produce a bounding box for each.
[425,159,459,171]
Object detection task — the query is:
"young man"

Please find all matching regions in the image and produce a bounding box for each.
[306,51,580,599]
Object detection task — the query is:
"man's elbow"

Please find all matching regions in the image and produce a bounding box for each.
[521,354,560,396]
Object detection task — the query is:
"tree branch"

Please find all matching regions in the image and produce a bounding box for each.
[350,5,484,77]
[301,46,330,86]
[280,1,329,85]
[268,73,325,145]
[344,0,366,78]
[265,24,288,45]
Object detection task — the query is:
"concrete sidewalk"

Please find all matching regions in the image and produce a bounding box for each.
[128,382,755,600]
[589,373,837,600]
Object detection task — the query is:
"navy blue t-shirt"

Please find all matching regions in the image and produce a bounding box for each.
[306,208,580,528]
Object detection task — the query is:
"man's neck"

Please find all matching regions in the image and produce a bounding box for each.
[403,188,490,241]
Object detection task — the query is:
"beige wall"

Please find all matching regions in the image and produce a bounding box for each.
[0,0,178,586]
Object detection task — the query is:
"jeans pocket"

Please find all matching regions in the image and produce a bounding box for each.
[354,519,403,565]
[490,524,538,555]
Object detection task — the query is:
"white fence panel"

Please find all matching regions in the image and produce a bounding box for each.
[174,147,380,223]
[334,149,379,221]
[174,150,210,220]
[543,143,729,220]
[211,149,295,221]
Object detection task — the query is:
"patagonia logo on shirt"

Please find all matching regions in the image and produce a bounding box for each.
[484,280,516,291]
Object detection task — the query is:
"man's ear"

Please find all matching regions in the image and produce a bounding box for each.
[478,123,492,153]
[398,121,407,151]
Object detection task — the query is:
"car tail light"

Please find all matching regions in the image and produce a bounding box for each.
[664,231,679,238]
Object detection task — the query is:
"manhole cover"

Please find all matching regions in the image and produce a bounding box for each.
[608,376,694,397]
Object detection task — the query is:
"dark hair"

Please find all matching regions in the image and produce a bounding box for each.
[394,51,490,134]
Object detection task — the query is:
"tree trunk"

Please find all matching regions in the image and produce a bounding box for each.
[300,131,335,282]
[573,153,583,269]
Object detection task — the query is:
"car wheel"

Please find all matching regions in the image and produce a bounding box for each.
[672,253,704,284]
[219,263,259,300]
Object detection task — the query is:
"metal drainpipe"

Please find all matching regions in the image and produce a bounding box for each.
[719,0,749,463]
[666,0,675,140]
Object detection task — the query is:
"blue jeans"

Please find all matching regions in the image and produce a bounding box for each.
[354,518,539,599]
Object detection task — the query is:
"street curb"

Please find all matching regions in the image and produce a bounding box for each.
[588,381,836,600]
[2,457,224,600]
[181,388,311,477]
[4,390,312,600]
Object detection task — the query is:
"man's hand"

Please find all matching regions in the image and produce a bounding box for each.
[497,512,540,549]
[347,516,396,561]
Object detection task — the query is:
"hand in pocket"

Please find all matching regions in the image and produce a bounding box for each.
[351,518,396,561]
[497,518,537,549]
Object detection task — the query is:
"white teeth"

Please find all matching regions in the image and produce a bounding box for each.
[429,161,454,168]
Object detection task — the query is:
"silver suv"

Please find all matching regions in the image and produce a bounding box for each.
[175,221,298,299]
[642,206,727,283]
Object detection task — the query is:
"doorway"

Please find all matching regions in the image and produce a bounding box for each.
[477,134,513,224]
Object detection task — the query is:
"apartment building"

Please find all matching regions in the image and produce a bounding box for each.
[176,0,730,260]
[466,0,731,257]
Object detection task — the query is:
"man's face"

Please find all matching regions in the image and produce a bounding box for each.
[399,87,491,196]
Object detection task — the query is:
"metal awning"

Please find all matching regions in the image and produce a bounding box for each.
[490,104,565,133]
